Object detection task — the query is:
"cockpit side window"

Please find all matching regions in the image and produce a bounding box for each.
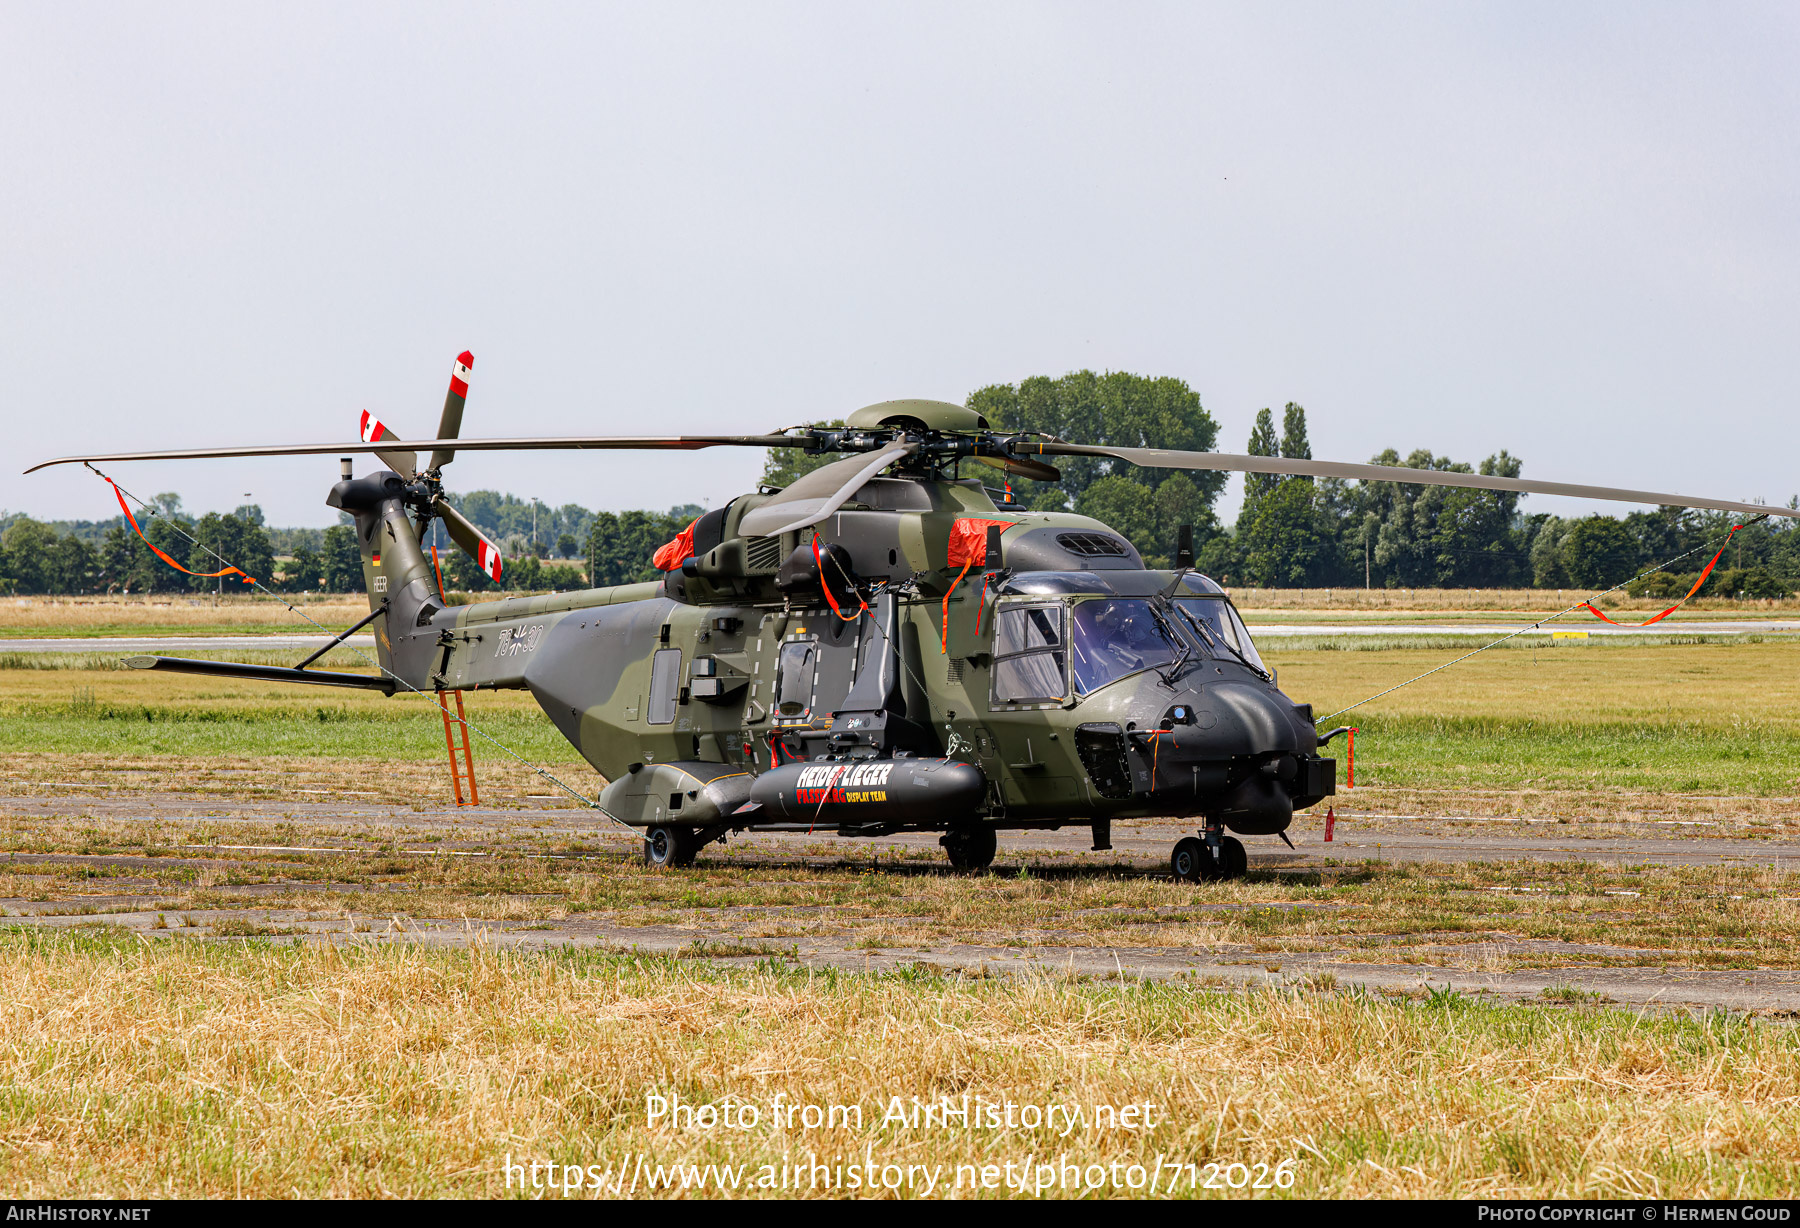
[991,604,1067,703]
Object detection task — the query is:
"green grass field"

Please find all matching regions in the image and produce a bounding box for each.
[2,636,1795,802]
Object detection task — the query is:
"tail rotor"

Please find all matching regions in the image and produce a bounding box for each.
[358,350,504,587]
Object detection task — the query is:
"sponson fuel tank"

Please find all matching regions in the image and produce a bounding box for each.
[743,758,985,826]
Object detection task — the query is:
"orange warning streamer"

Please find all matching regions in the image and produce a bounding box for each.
[100,473,255,584]
[1583,523,1744,626]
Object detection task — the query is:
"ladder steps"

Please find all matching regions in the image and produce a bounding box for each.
[438,689,480,806]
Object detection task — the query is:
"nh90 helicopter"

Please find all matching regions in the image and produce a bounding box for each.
[30,355,1797,879]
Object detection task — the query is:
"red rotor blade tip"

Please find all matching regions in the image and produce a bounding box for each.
[480,540,502,583]
[358,410,389,443]
[450,352,473,398]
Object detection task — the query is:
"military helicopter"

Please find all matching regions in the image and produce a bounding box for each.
[29,354,1798,879]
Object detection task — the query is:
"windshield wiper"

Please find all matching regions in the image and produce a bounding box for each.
[1146,600,1198,687]
[1175,603,1270,681]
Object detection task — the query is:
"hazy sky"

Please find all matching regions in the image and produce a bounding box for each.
[4,2,1797,530]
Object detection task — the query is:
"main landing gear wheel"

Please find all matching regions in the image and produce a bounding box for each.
[941,824,998,872]
[643,824,698,869]
[1220,835,1247,881]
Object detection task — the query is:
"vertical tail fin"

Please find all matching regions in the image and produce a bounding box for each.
[328,467,444,684]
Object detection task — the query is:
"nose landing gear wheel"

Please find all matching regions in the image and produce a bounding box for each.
[941,824,998,871]
[1171,833,1247,882]
[1171,836,1215,883]
[643,824,698,868]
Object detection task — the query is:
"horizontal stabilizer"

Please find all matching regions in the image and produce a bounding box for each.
[124,656,395,693]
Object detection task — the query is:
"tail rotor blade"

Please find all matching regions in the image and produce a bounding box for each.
[358,410,418,479]
[433,496,503,584]
[428,351,473,472]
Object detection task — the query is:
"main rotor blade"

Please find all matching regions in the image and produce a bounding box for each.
[737,441,917,538]
[25,435,798,474]
[1024,443,1800,521]
[975,454,1061,484]
[428,351,473,472]
[432,497,504,583]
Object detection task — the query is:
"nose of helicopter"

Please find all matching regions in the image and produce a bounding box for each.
[1071,672,1332,835]
[1169,680,1315,758]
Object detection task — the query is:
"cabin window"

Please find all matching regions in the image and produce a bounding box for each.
[648,648,682,725]
[991,604,1067,703]
[775,640,818,719]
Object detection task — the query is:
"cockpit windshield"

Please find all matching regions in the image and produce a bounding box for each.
[1068,598,1185,696]
[1176,597,1268,673]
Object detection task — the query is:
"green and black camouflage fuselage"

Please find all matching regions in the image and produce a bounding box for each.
[323,457,1333,853]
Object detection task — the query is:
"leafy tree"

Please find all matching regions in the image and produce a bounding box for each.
[496,556,586,592]
[1561,516,1638,590]
[94,512,196,594]
[0,518,58,593]
[1195,532,1242,586]
[1074,476,1159,557]
[1151,471,1211,565]
[189,511,274,592]
[1240,479,1319,587]
[97,526,139,593]
[1239,408,1281,515]
[445,491,594,558]
[46,535,98,593]
[1233,403,1340,584]
[586,509,690,587]
[321,525,363,593]
[1530,516,1570,588]
[968,371,1224,515]
[1425,451,1526,587]
[1279,403,1312,462]
[282,545,324,591]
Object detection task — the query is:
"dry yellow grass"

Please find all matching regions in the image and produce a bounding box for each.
[0,594,373,632]
[1230,587,1800,615]
[3,590,1793,636]
[0,932,1794,1199]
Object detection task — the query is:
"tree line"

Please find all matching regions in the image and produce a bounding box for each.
[0,491,696,596]
[5,371,1795,597]
[966,373,1797,597]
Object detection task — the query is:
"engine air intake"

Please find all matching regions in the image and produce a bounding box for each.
[1057,532,1130,558]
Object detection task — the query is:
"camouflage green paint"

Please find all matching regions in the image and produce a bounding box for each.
[319,462,1331,835]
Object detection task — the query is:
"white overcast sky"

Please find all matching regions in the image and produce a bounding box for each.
[4,2,1796,529]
